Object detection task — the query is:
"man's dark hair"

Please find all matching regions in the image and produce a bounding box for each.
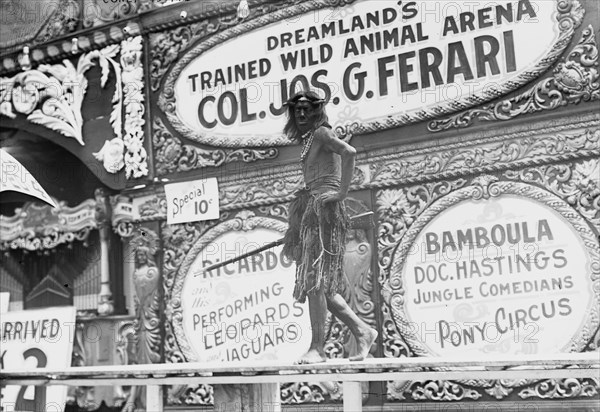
[283,90,329,142]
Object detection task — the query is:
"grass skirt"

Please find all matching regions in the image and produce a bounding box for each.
[282,189,349,303]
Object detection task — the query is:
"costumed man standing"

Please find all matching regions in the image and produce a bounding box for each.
[282,91,378,364]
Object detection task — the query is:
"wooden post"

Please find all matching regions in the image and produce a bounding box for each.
[146,384,163,412]
[214,383,280,412]
[343,381,362,412]
[97,224,114,315]
[250,383,280,412]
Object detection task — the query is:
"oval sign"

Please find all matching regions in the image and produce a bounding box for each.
[388,181,599,357]
[171,217,311,363]
[160,0,579,148]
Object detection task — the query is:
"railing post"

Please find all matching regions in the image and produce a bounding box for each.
[146,384,163,412]
[214,383,280,412]
[343,381,362,412]
[252,383,280,412]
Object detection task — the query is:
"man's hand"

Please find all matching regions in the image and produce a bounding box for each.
[320,191,346,204]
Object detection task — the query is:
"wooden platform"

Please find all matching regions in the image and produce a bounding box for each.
[2,353,599,411]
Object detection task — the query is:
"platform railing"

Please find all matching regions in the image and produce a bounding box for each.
[2,352,599,411]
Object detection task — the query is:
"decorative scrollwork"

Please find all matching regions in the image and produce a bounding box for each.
[83,0,138,28]
[1,38,149,178]
[381,302,412,359]
[114,221,134,238]
[218,170,303,211]
[121,36,148,179]
[0,199,97,251]
[257,203,288,220]
[136,195,168,221]
[281,382,342,404]
[588,325,600,352]
[115,321,136,367]
[504,158,600,229]
[376,186,431,400]
[485,381,514,400]
[519,378,599,399]
[153,117,278,174]
[469,175,501,200]
[167,384,213,406]
[429,23,598,132]
[351,166,366,187]
[335,121,361,140]
[35,0,80,44]
[410,380,483,401]
[1,45,119,146]
[387,379,414,401]
[371,128,599,188]
[226,147,279,163]
[149,11,241,92]
[376,180,467,284]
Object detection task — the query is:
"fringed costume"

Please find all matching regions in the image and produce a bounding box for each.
[283,189,349,303]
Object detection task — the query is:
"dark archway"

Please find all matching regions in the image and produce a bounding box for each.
[1,127,124,313]
[0,127,108,214]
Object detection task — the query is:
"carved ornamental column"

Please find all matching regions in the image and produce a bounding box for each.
[95,188,114,316]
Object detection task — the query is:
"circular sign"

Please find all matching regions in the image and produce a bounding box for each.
[177,223,311,363]
[389,181,599,357]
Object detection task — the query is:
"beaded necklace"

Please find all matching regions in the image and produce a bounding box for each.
[299,129,314,163]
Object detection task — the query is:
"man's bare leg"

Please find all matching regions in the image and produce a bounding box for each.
[296,290,328,364]
[326,294,378,361]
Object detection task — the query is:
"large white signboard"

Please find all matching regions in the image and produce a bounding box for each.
[180,227,311,363]
[161,0,575,147]
[393,191,597,357]
[1,306,76,412]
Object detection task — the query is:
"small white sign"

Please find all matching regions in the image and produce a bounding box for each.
[165,178,220,224]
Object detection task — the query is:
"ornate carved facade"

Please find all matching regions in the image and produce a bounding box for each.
[1,0,598,410]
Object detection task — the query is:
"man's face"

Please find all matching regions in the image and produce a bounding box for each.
[294,101,317,131]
